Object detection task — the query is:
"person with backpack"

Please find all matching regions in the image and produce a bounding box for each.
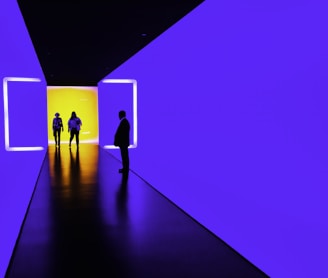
[68,111,82,148]
[53,112,64,147]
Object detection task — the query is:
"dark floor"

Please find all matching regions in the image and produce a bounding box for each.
[6,144,268,278]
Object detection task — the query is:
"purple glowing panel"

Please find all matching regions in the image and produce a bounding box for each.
[98,79,137,149]
[100,1,328,277]
[0,1,47,277]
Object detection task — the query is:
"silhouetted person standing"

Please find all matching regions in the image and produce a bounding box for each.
[53,112,64,147]
[114,110,130,173]
[68,111,82,148]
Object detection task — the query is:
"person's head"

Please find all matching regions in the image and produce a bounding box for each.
[71,111,76,118]
[55,112,60,117]
[119,110,126,120]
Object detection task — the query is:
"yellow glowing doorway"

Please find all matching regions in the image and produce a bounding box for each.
[47,87,98,144]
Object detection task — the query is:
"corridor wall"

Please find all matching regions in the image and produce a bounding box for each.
[0,1,47,276]
[100,1,328,277]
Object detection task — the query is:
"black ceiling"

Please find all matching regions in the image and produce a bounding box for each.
[17,1,204,86]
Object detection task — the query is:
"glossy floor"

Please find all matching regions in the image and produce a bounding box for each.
[6,144,268,278]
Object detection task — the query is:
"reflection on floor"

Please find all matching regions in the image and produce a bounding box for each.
[6,144,268,278]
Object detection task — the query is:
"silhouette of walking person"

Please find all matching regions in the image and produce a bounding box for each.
[68,111,82,148]
[53,112,64,147]
[114,110,130,174]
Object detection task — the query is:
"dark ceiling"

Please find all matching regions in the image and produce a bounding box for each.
[17,1,204,86]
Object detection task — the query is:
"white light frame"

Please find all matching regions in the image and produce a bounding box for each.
[101,79,138,149]
[3,77,44,151]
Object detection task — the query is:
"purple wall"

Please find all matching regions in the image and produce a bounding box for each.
[100,1,328,276]
[0,1,47,276]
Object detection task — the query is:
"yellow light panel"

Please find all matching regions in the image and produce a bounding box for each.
[47,86,98,144]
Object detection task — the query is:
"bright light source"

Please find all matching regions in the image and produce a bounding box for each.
[101,79,138,149]
[3,77,44,151]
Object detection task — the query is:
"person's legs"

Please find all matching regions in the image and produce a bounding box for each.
[57,130,61,147]
[69,130,74,147]
[54,130,58,146]
[124,147,129,170]
[120,147,129,172]
[75,130,79,147]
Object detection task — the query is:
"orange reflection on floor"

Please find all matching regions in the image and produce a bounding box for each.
[48,144,99,199]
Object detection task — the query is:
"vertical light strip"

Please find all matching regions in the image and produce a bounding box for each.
[132,80,138,146]
[3,77,9,150]
[3,77,44,151]
[101,79,138,149]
